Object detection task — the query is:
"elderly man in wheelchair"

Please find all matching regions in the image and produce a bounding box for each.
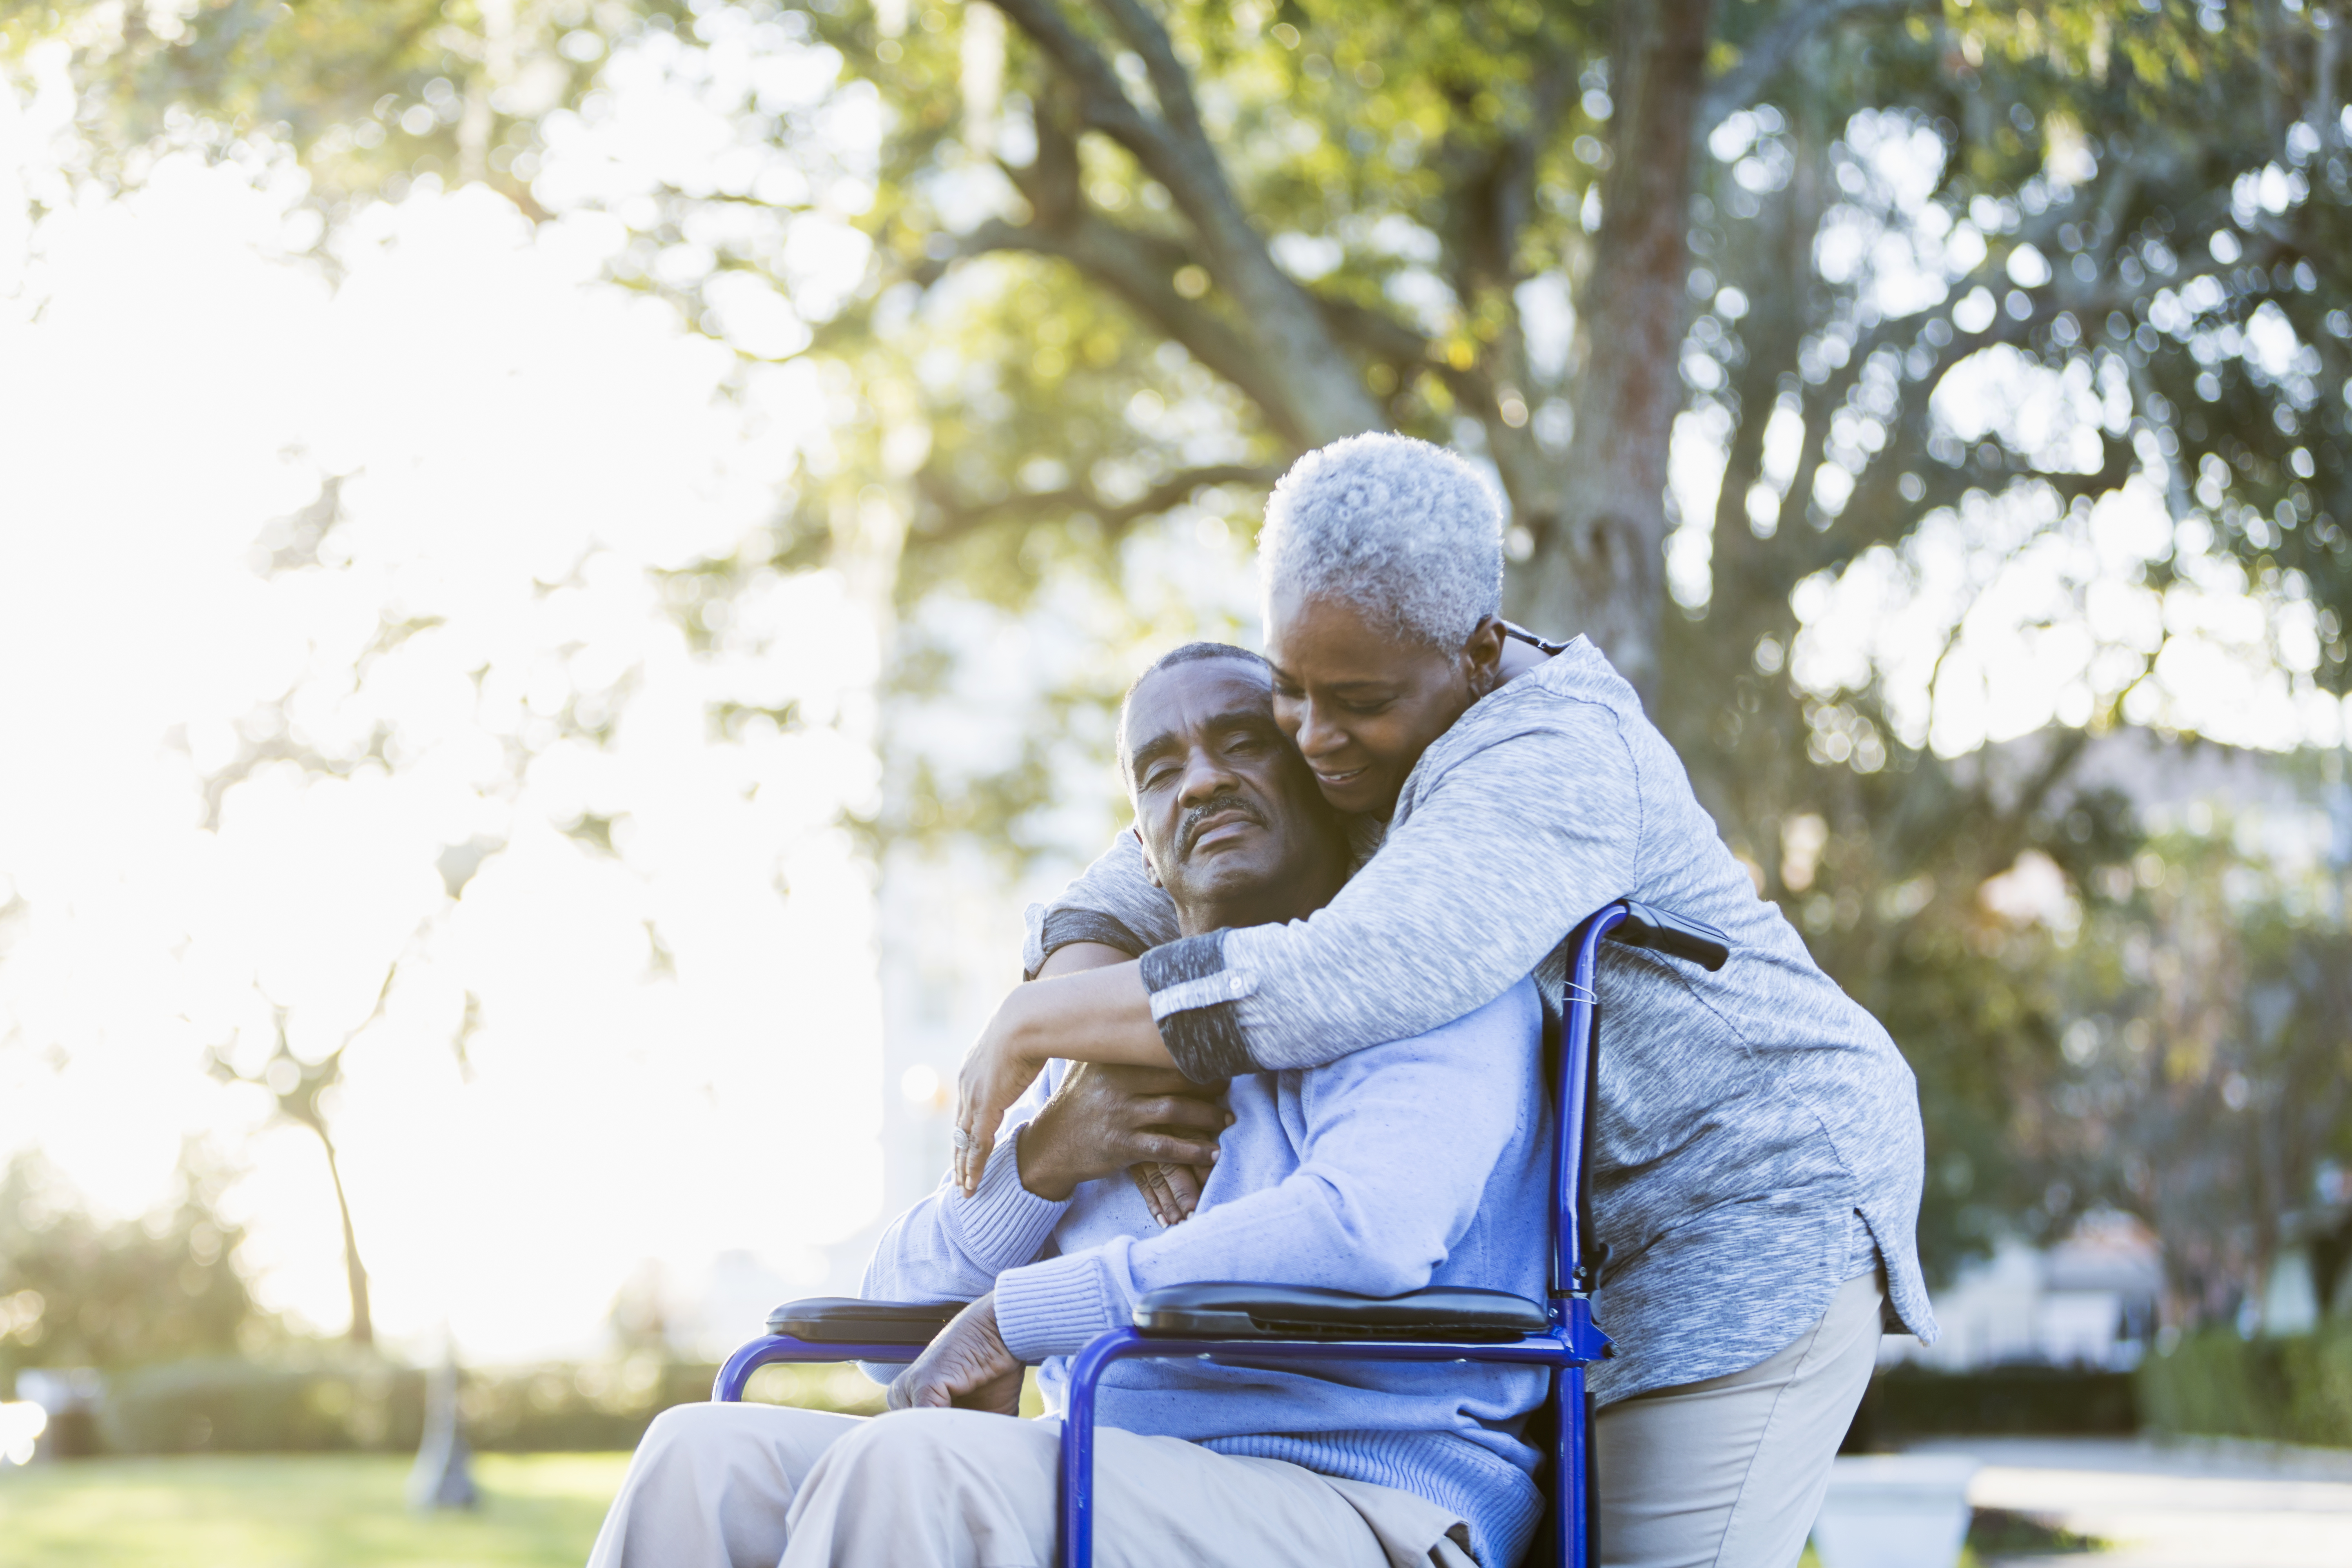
[588,640,1588,1567]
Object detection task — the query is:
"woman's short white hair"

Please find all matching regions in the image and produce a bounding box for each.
[1258,432,1504,649]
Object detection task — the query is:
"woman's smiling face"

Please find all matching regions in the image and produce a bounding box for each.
[1263,588,1506,819]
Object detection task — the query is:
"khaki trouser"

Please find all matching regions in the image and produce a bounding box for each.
[585,1400,1477,1568]
[587,1271,1880,1568]
[1597,1270,1885,1568]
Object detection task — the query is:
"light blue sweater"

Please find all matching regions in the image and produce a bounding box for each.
[864,979,1550,1567]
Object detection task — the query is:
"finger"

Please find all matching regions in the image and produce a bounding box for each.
[950,1089,973,1194]
[1134,1134,1221,1165]
[1163,1163,1207,1220]
[951,1095,986,1196]
[1139,1096,1228,1133]
[1142,1164,1185,1226]
[1129,1163,1175,1227]
[1146,1170,1178,1228]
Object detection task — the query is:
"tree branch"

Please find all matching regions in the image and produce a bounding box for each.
[1310,292,1430,366]
[1698,0,1937,134]
[913,461,1284,548]
[1095,0,1209,147]
[949,213,1307,444]
[984,0,1381,442]
[986,0,1258,249]
[987,0,1168,163]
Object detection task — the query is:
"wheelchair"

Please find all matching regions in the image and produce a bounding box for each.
[714,899,1731,1568]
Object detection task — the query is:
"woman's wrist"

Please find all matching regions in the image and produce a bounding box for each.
[1016,962,1173,1069]
[993,981,1053,1073]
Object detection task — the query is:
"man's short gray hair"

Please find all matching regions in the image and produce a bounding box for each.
[1258,433,1504,649]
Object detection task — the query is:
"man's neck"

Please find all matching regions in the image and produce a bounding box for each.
[1173,849,1349,939]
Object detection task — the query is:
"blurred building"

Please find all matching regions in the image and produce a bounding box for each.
[1886,1214,2164,1372]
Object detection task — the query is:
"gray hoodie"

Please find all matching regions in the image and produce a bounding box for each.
[1023,637,1937,1403]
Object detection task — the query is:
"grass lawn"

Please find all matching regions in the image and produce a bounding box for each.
[0,1452,629,1568]
[0,1449,1905,1566]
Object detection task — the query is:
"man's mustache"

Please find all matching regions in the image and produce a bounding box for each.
[1178,793,1266,856]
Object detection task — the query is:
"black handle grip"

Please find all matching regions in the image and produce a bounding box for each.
[1607,901,1731,971]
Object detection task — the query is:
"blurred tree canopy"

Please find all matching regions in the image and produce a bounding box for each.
[0,1147,276,1380]
[2040,810,2352,1328]
[17,0,2352,1310]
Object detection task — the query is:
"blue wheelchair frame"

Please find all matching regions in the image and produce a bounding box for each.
[714,898,1729,1568]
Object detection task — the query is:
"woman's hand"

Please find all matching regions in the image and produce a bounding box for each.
[952,955,1176,1194]
[1017,1061,1229,1213]
[953,989,1051,1194]
[888,1294,1022,1414]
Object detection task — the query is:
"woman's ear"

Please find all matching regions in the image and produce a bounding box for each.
[1462,615,1508,697]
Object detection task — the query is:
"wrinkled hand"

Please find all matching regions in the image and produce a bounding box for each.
[888,1294,1022,1414]
[1129,1160,1215,1227]
[1017,1062,1230,1218]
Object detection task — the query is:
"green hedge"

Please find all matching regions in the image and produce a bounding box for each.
[1841,1363,2138,1450]
[2137,1324,2352,1446]
[90,1354,886,1455]
[99,1337,2340,1455]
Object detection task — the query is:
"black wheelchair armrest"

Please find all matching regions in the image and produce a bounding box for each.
[765,1297,967,1345]
[1132,1283,1547,1344]
[1608,900,1731,971]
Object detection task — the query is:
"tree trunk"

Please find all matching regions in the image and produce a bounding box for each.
[316,1129,374,1348]
[1510,0,1715,706]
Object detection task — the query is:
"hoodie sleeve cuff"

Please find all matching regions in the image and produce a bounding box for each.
[993,1250,1124,1362]
[1022,909,1149,980]
[944,1124,1070,1271]
[1139,932,1256,1082]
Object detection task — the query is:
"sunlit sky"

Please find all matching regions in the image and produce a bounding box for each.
[0,31,2341,1365]
[0,45,899,1360]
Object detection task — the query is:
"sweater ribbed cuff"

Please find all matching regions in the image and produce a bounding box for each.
[1138,932,1256,1083]
[946,1123,1070,1270]
[993,1250,1120,1362]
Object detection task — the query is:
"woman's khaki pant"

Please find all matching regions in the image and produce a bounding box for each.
[586,1270,1880,1568]
[1597,1270,1884,1568]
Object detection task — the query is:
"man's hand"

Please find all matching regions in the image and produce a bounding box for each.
[888,1294,1023,1415]
[1018,1062,1230,1214]
[1129,1160,1214,1227]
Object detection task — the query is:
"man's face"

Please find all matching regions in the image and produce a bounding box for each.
[1123,657,1339,931]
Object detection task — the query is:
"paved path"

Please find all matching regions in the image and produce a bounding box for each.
[1903,1437,2352,1568]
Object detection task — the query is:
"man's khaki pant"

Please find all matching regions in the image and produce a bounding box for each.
[586,1272,1880,1568]
[585,1400,1477,1568]
[1596,1270,1885,1568]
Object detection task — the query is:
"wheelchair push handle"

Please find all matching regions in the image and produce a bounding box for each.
[1605,900,1730,971]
